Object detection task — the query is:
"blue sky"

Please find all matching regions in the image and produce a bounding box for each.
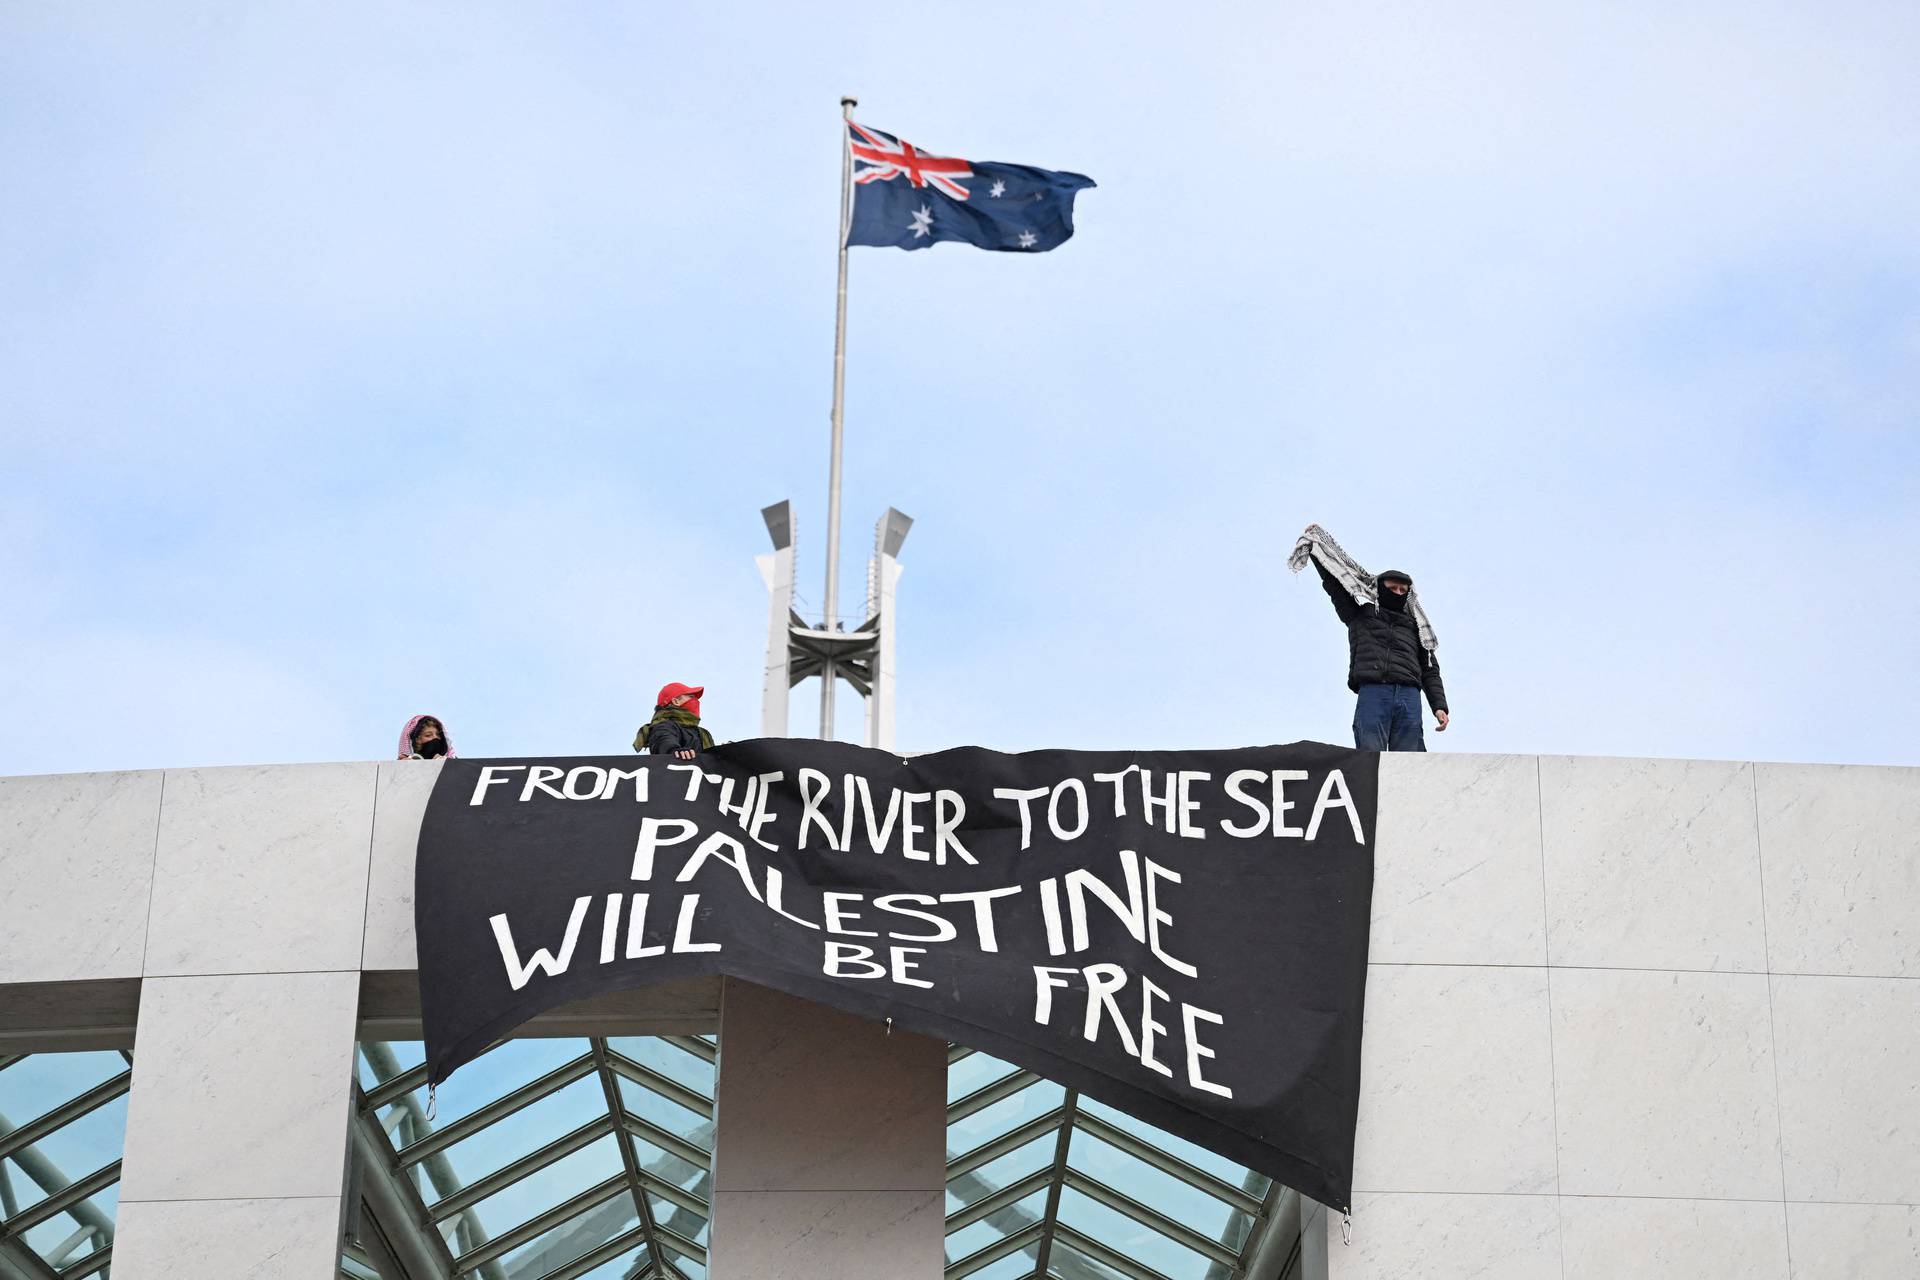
[3,1,1916,774]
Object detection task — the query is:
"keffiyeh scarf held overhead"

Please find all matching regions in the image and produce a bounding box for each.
[1288,524,1439,653]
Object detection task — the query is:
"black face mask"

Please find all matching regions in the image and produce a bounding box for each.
[1379,584,1409,613]
[416,736,449,759]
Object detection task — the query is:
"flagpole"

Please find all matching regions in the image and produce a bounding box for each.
[821,94,856,740]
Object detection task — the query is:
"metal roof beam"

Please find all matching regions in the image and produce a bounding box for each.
[355,1053,506,1280]
[453,1174,628,1273]
[397,1055,597,1166]
[947,1221,1045,1280]
[650,1225,709,1268]
[362,1062,432,1113]
[57,1243,112,1280]
[477,1196,637,1280]
[345,1214,411,1280]
[1061,1168,1241,1268]
[591,1039,683,1280]
[0,1237,60,1280]
[944,1167,1055,1234]
[635,1172,706,1222]
[349,1106,457,1280]
[428,1115,616,1222]
[946,1107,1066,1181]
[0,1163,117,1239]
[0,1073,130,1164]
[619,1115,711,1173]
[1050,1222,1176,1280]
[1238,1184,1301,1280]
[604,1054,714,1122]
[948,1069,1042,1123]
[1028,1090,1079,1279]
[0,1121,113,1241]
[1071,1110,1266,1215]
[526,1225,648,1280]
[659,1035,716,1066]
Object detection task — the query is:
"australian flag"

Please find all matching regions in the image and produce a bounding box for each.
[845,122,1095,253]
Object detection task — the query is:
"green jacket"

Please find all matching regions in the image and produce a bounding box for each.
[634,709,715,755]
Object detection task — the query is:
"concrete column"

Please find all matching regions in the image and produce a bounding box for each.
[110,762,376,1279]
[708,980,946,1279]
[112,972,361,1278]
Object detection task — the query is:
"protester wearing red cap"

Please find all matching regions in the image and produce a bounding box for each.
[633,682,715,759]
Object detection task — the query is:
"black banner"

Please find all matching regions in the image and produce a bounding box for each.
[416,739,1376,1209]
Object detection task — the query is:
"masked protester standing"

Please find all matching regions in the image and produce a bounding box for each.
[1289,524,1449,752]
[635,683,715,760]
[399,715,455,760]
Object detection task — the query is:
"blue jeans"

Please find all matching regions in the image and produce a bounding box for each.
[1354,683,1426,751]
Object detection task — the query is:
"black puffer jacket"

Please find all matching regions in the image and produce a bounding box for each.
[1315,560,1448,712]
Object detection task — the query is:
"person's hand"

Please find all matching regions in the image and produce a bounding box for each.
[675,749,697,760]
[1435,710,1450,732]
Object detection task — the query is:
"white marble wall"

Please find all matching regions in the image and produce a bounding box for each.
[1326,753,1920,1280]
[0,769,163,983]
[5,753,1918,1278]
[2,763,383,1280]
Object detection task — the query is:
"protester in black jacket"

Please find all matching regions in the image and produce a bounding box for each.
[1314,559,1448,751]
[634,682,716,759]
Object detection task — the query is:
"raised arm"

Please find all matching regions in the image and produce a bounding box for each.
[1312,556,1362,625]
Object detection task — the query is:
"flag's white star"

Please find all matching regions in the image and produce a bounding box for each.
[1018,230,1038,249]
[909,205,933,238]
[989,179,1006,198]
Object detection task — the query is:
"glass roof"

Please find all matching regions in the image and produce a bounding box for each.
[345,1038,1299,1280]
[945,1046,1293,1280]
[0,1050,131,1280]
[4,1041,1294,1280]
[346,1036,713,1280]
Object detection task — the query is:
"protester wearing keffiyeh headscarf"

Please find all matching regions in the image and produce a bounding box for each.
[1291,524,1449,751]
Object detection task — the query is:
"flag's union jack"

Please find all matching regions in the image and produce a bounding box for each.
[849,123,974,201]
[844,121,1094,253]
